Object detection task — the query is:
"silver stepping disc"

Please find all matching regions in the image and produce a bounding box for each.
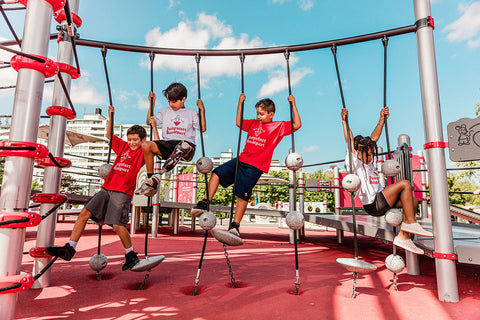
[336,257,377,274]
[130,255,165,272]
[211,229,244,246]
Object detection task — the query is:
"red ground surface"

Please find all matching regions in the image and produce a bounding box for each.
[15,222,480,320]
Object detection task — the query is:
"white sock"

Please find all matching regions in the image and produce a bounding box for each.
[125,246,133,254]
[68,240,77,249]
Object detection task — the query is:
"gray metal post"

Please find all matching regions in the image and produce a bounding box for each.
[398,135,421,275]
[413,0,459,302]
[332,165,343,243]
[417,150,428,220]
[298,170,305,239]
[151,158,161,238]
[0,0,54,318]
[377,146,386,187]
[288,168,296,244]
[191,167,198,231]
[32,0,80,289]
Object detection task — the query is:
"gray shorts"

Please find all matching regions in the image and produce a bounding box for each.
[85,188,132,226]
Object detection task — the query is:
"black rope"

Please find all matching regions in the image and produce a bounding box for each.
[0,217,29,226]
[228,53,246,227]
[0,43,45,63]
[55,71,77,115]
[0,146,36,151]
[0,5,20,46]
[332,44,359,259]
[0,282,22,293]
[33,256,58,281]
[41,196,68,220]
[101,47,114,164]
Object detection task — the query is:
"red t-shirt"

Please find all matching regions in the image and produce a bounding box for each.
[102,135,145,195]
[239,119,292,173]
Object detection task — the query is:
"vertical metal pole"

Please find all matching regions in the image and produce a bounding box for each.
[376,146,386,187]
[298,170,305,239]
[151,158,160,238]
[0,0,54,318]
[332,165,343,244]
[32,0,80,289]
[413,0,458,302]
[288,167,296,244]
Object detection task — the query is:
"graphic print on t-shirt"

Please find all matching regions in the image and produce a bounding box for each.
[114,149,133,173]
[166,115,187,136]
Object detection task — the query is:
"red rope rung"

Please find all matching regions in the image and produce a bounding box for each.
[31,193,67,204]
[0,211,42,228]
[0,141,49,159]
[46,106,76,120]
[10,54,58,78]
[29,247,53,258]
[0,274,34,294]
[18,0,65,12]
[36,156,72,168]
[54,9,82,27]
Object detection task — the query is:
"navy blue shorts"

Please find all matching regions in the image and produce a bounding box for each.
[213,158,263,201]
[363,191,391,217]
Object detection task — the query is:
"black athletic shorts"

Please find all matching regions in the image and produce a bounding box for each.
[363,191,391,217]
[154,140,196,161]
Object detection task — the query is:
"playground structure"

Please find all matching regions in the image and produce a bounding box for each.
[0,0,476,319]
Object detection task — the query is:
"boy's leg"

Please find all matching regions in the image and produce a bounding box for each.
[45,208,92,261]
[191,173,221,217]
[113,224,139,271]
[159,141,192,174]
[228,197,248,236]
[142,141,161,175]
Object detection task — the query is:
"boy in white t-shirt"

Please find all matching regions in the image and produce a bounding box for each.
[135,82,206,196]
[191,93,301,237]
[341,107,432,255]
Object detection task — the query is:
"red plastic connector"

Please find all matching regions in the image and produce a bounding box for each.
[54,9,82,27]
[0,141,49,159]
[36,156,72,168]
[46,106,76,120]
[31,193,67,204]
[0,212,42,228]
[10,54,58,78]
[29,247,53,258]
[57,62,80,79]
[433,252,457,260]
[0,274,34,294]
[424,141,449,149]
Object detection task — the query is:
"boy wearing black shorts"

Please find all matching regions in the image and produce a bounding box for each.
[192,93,301,237]
[135,82,206,197]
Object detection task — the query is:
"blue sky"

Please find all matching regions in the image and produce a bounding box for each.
[1,0,479,173]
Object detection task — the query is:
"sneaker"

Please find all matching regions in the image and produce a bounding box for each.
[393,236,424,255]
[122,251,140,271]
[228,222,240,237]
[45,243,76,261]
[401,222,433,237]
[134,175,161,197]
[191,199,208,217]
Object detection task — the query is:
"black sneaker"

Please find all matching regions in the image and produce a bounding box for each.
[122,251,140,271]
[191,199,208,217]
[228,222,240,237]
[45,243,76,261]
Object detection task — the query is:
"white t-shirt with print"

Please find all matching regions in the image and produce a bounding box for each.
[153,107,200,144]
[345,151,384,205]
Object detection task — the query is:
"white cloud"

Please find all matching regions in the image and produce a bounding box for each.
[0,38,20,96]
[141,13,293,78]
[302,145,318,152]
[443,2,480,46]
[258,67,313,97]
[299,0,314,11]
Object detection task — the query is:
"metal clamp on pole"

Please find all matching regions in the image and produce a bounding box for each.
[0,274,34,294]
[424,141,448,149]
[0,141,49,158]
[0,212,42,228]
[31,193,67,204]
[10,54,58,78]
[415,16,435,31]
[46,106,76,120]
[433,252,458,260]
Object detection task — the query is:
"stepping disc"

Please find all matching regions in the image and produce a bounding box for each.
[336,257,377,274]
[211,229,244,246]
[130,255,165,272]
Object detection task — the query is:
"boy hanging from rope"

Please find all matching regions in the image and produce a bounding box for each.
[192,93,301,237]
[135,82,206,196]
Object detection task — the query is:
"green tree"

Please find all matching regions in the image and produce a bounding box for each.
[61,174,83,194]
[31,179,41,190]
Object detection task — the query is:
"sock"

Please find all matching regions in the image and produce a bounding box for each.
[125,246,133,254]
[147,173,154,178]
[68,240,77,249]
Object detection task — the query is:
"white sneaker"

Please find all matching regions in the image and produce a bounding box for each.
[401,222,433,237]
[393,237,424,255]
[134,175,161,197]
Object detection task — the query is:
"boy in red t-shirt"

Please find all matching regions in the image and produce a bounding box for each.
[47,106,147,271]
[191,93,301,236]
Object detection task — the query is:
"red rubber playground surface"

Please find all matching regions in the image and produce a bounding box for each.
[16,222,480,320]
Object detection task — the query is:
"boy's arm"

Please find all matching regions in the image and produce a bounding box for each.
[146,91,156,125]
[236,93,246,128]
[106,105,114,141]
[341,108,355,152]
[288,95,302,131]
[147,116,160,140]
[197,98,207,132]
[370,107,389,142]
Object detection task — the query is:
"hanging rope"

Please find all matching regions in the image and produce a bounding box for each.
[101,47,114,164]
[63,0,81,74]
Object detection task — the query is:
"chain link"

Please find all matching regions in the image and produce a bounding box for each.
[223,244,236,288]
[351,272,358,298]
[139,270,150,290]
[393,273,398,291]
